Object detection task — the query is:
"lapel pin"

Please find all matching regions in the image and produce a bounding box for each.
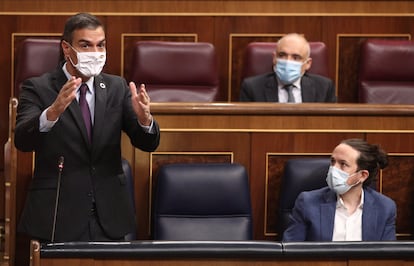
[100,82,106,89]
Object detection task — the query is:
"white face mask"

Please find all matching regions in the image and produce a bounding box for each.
[326,166,360,195]
[68,45,106,77]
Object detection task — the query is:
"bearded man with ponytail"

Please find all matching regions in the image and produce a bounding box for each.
[283,138,396,241]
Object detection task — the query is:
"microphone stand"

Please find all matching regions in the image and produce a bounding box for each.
[51,156,64,242]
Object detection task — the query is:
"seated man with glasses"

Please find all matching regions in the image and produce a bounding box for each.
[240,33,336,103]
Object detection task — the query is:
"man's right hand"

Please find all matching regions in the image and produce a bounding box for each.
[46,76,81,121]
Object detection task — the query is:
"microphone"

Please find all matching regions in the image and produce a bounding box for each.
[51,156,64,242]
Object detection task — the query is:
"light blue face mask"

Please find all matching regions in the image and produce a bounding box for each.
[326,166,360,195]
[274,59,304,84]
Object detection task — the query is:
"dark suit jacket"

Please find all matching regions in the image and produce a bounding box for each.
[240,72,336,102]
[282,187,396,241]
[15,65,160,241]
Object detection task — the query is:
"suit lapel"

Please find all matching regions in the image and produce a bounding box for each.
[300,74,317,102]
[264,74,279,102]
[320,190,337,241]
[92,75,108,149]
[51,67,67,94]
[52,67,92,147]
[362,188,378,240]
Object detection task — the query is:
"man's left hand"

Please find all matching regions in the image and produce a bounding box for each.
[129,81,152,126]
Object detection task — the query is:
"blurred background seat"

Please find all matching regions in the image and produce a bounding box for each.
[241,41,329,82]
[278,158,330,239]
[153,163,253,240]
[128,41,220,102]
[14,38,61,96]
[358,39,414,104]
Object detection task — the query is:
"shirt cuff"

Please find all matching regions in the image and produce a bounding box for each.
[39,107,58,132]
[138,118,155,134]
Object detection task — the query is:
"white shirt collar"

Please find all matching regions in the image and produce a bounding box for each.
[336,188,365,210]
[62,62,95,92]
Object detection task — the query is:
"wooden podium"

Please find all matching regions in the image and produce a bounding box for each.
[5,101,414,265]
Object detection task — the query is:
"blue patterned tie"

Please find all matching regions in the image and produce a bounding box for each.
[79,83,92,142]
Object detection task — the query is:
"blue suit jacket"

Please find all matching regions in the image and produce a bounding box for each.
[283,187,396,241]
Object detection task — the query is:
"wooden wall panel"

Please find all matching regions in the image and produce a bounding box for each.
[366,133,414,239]
[3,1,414,263]
[368,133,414,154]
[382,155,414,238]
[3,0,414,14]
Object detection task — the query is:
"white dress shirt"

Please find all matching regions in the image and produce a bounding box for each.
[332,190,364,241]
[277,78,303,103]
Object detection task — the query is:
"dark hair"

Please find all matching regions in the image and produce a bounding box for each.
[341,138,388,187]
[62,13,104,44]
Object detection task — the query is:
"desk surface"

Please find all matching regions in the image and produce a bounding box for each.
[32,241,414,266]
[151,102,414,115]
[38,240,414,259]
[150,102,414,131]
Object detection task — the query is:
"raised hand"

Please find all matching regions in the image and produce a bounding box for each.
[129,81,152,126]
[47,76,81,121]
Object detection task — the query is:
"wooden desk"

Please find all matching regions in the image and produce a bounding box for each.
[5,102,414,266]
[30,240,414,266]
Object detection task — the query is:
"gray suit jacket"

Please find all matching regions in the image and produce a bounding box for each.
[15,65,160,241]
[282,187,397,241]
[240,72,336,102]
